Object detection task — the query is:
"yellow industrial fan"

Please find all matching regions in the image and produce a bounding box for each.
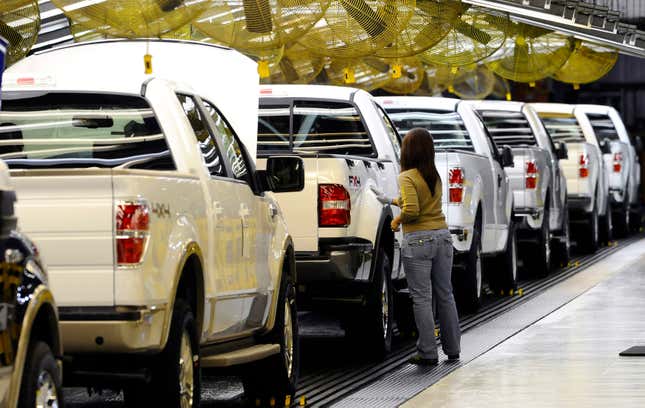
[491,74,512,100]
[423,63,458,94]
[551,39,618,87]
[326,57,392,91]
[450,64,495,99]
[375,0,462,59]
[0,0,40,66]
[262,43,326,84]
[194,0,329,52]
[420,7,509,67]
[245,46,286,79]
[69,19,111,42]
[381,57,425,94]
[51,0,211,38]
[487,23,574,84]
[297,0,416,59]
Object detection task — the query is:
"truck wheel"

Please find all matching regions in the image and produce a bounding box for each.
[613,199,630,238]
[599,200,613,246]
[363,248,393,358]
[18,341,62,408]
[552,207,571,268]
[580,202,600,253]
[455,219,482,314]
[488,221,518,295]
[528,206,551,278]
[124,299,200,408]
[242,270,299,403]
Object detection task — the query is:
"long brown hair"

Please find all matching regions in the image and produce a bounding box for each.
[401,128,440,196]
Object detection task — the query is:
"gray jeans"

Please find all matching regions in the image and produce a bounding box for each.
[402,229,461,359]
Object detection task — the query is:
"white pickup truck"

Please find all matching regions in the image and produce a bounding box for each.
[577,104,641,235]
[377,96,516,311]
[532,103,611,253]
[467,101,571,276]
[2,40,303,406]
[257,84,404,355]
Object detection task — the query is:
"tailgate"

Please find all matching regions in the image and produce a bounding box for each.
[560,143,591,196]
[13,174,115,306]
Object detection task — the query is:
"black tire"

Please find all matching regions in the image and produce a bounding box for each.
[527,205,551,278]
[124,299,200,408]
[488,220,518,295]
[454,216,482,314]
[599,199,613,246]
[362,248,393,358]
[629,205,642,233]
[552,206,571,268]
[613,197,630,238]
[18,341,63,408]
[242,270,299,403]
[580,201,600,253]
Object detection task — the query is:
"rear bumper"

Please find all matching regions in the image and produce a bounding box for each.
[295,238,373,306]
[513,207,544,230]
[568,194,593,212]
[59,306,166,353]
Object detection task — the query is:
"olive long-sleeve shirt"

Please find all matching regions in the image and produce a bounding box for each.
[396,169,448,234]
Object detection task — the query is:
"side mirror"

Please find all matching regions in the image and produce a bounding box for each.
[599,140,611,154]
[258,156,305,193]
[499,145,514,168]
[555,142,568,160]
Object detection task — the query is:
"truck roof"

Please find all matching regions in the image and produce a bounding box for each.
[375,96,460,112]
[530,103,575,115]
[465,100,525,113]
[2,39,260,160]
[259,84,361,101]
[575,104,619,115]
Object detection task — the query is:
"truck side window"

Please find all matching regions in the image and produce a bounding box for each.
[177,94,226,177]
[375,104,401,161]
[202,100,249,181]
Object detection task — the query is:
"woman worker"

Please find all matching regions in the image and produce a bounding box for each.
[373,127,461,365]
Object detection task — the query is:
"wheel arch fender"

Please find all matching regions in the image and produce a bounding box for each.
[8,285,59,408]
[370,206,395,282]
[263,235,296,334]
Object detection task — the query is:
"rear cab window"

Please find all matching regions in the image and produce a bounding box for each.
[0,92,174,170]
[258,99,376,157]
[586,113,620,144]
[538,114,587,144]
[477,110,538,148]
[384,108,475,152]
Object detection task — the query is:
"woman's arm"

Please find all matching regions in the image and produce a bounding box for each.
[399,173,420,223]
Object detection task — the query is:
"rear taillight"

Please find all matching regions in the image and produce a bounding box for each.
[526,160,538,189]
[319,184,351,227]
[116,201,150,265]
[448,167,464,204]
[613,152,623,173]
[579,154,589,178]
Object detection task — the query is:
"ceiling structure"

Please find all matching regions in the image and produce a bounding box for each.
[29,0,645,58]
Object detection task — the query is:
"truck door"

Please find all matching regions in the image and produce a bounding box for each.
[177,94,246,340]
[201,99,272,333]
[481,125,512,249]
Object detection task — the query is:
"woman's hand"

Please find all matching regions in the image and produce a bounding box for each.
[370,186,392,205]
[390,218,401,232]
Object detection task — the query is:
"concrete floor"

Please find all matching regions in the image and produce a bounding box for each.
[404,241,645,408]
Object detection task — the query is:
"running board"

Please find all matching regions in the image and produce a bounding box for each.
[201,344,280,367]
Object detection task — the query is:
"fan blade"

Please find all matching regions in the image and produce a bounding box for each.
[339,0,387,38]
[0,20,21,47]
[364,57,390,73]
[243,0,274,34]
[454,20,491,45]
[483,14,510,33]
[414,21,449,48]
[156,0,184,12]
[279,57,301,82]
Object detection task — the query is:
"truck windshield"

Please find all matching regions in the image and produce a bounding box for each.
[477,110,538,147]
[0,92,174,170]
[384,108,475,152]
[539,115,586,144]
[258,99,375,157]
[586,113,620,143]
